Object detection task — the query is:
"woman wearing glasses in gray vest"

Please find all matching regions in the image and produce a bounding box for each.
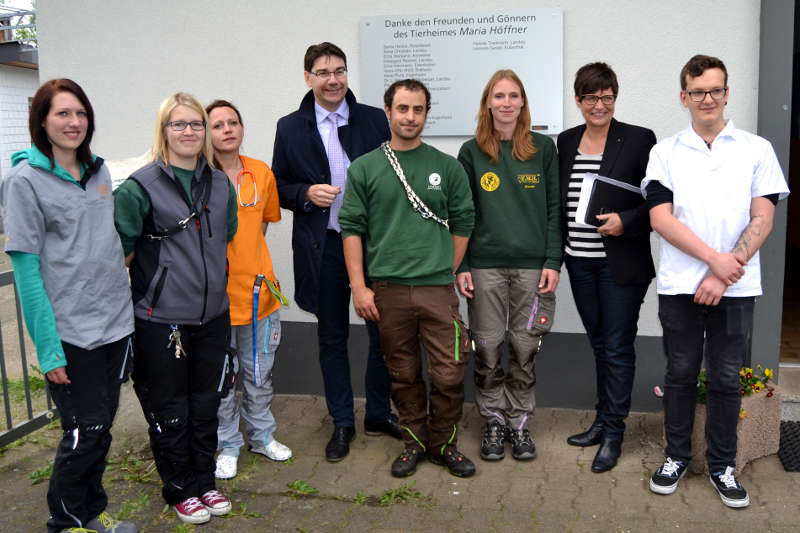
[113,93,238,525]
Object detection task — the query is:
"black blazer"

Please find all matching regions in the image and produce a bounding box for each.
[273,89,390,314]
[557,118,656,285]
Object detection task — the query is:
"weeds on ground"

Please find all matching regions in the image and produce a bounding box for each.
[117,491,150,520]
[30,461,53,484]
[379,480,422,506]
[220,502,261,518]
[171,524,195,533]
[353,491,368,505]
[108,450,157,484]
[286,479,319,498]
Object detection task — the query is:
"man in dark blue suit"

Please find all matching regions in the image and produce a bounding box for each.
[273,42,400,462]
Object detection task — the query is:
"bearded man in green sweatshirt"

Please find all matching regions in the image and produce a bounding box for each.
[339,79,476,478]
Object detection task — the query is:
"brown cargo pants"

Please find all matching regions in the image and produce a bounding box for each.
[372,281,470,453]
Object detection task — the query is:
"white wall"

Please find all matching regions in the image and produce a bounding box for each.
[36,0,762,335]
[0,64,39,179]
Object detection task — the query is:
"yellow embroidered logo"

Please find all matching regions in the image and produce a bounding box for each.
[517,173,540,189]
[480,172,500,192]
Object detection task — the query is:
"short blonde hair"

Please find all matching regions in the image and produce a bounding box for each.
[150,92,214,167]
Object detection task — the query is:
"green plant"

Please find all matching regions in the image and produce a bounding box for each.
[171,524,195,533]
[221,503,261,519]
[379,481,422,506]
[109,451,157,484]
[30,462,53,485]
[353,491,367,505]
[117,491,150,520]
[286,479,318,499]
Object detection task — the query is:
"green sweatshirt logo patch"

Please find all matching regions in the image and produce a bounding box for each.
[480,172,500,191]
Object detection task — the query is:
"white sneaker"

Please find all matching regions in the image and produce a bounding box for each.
[251,439,292,461]
[215,453,238,479]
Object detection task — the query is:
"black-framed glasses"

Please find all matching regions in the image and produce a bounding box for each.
[580,94,616,105]
[309,67,347,79]
[685,87,727,102]
[166,120,206,132]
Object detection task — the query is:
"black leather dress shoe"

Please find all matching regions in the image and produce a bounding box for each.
[364,414,403,440]
[591,438,621,473]
[567,423,604,447]
[325,425,355,462]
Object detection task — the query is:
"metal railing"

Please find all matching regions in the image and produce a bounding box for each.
[0,269,58,448]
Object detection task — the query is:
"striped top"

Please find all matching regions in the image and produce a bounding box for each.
[565,151,606,258]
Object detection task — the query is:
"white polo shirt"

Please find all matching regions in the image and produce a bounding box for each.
[641,120,789,297]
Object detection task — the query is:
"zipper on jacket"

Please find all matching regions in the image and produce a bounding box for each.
[148,267,169,317]
[197,217,209,324]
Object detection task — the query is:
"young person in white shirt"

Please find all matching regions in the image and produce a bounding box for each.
[642,54,789,508]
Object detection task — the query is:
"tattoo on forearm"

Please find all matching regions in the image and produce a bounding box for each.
[732,214,764,261]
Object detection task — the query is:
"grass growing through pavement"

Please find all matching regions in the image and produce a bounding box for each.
[379,480,422,506]
[286,479,319,498]
[29,461,52,485]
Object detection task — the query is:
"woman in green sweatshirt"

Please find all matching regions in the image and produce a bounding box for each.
[456,69,561,463]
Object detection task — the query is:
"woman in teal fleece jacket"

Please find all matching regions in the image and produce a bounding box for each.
[456,69,561,464]
[0,79,136,533]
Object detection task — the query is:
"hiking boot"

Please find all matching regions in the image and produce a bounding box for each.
[480,420,506,461]
[709,466,750,508]
[507,427,537,461]
[215,452,238,479]
[251,439,293,461]
[201,489,232,516]
[174,496,210,524]
[86,511,138,532]
[391,446,425,477]
[364,413,403,439]
[649,457,688,495]
[427,446,476,477]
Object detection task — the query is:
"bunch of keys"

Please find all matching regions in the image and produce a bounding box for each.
[167,325,186,359]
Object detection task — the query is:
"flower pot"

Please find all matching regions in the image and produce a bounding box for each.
[687,386,781,475]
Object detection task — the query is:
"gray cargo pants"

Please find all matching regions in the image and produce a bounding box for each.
[468,268,555,430]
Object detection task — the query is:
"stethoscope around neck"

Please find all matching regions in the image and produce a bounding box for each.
[234,168,257,207]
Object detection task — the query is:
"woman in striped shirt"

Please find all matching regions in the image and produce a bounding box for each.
[557,62,656,473]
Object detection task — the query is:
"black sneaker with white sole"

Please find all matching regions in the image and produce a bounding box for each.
[649,457,687,494]
[709,466,750,508]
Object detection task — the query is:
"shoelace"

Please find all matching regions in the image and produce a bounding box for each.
[510,429,532,444]
[180,497,206,513]
[484,424,504,439]
[716,467,739,489]
[96,512,119,528]
[661,458,684,476]
[203,490,227,504]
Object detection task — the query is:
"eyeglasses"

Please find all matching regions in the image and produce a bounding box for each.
[235,169,258,207]
[580,94,616,105]
[685,87,727,102]
[166,120,206,132]
[309,67,347,79]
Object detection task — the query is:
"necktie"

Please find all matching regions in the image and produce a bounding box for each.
[326,113,346,232]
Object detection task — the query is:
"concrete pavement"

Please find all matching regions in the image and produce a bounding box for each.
[1,386,799,532]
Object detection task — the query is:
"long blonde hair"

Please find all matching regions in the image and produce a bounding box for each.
[475,69,536,164]
[150,92,214,167]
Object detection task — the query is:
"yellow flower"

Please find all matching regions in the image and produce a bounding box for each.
[765,368,774,381]
[755,382,764,392]
[739,409,747,419]
[739,368,747,377]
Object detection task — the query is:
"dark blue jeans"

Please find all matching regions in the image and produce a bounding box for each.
[317,230,391,427]
[566,256,648,440]
[659,294,754,471]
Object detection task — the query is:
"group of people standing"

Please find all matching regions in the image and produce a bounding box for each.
[0,40,789,532]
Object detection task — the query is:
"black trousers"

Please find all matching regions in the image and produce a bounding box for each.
[46,336,132,533]
[132,311,229,505]
[659,295,754,471]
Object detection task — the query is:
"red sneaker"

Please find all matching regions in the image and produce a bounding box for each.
[201,489,232,516]
[174,496,210,524]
